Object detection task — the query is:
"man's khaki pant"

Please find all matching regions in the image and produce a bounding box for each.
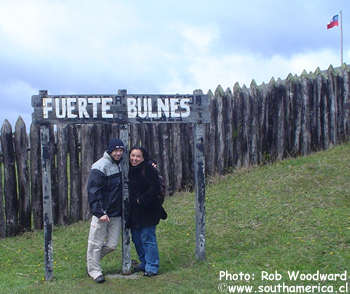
[87,215,121,279]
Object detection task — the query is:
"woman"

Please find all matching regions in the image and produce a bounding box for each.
[128,147,166,277]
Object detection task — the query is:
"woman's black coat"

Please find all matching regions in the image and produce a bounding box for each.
[128,160,164,229]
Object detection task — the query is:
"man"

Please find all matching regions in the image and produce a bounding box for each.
[86,138,124,283]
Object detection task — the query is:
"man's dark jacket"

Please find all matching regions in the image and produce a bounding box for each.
[87,152,122,218]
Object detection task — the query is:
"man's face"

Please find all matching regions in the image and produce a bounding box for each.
[110,148,124,161]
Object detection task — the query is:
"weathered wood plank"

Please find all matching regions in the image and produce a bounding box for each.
[193,122,206,260]
[300,75,312,155]
[291,78,302,155]
[207,90,217,175]
[320,74,330,150]
[1,120,18,236]
[48,125,59,225]
[327,66,337,146]
[343,67,350,138]
[81,124,96,220]
[250,81,261,165]
[275,80,287,160]
[15,117,31,232]
[233,83,242,167]
[159,124,170,195]
[150,124,161,166]
[215,86,225,174]
[56,124,68,225]
[241,86,250,167]
[40,125,54,281]
[312,72,322,151]
[172,124,182,192]
[120,123,131,275]
[0,145,5,238]
[248,82,258,165]
[336,71,345,142]
[68,125,81,222]
[225,88,234,168]
[30,123,43,229]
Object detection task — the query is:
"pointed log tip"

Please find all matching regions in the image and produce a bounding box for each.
[286,73,295,81]
[314,67,321,75]
[214,85,225,96]
[268,77,276,85]
[301,69,308,77]
[250,79,257,88]
[225,87,232,96]
[328,64,335,72]
[233,82,241,91]
[15,116,25,127]
[1,119,12,133]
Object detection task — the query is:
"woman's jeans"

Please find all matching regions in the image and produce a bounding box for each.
[131,226,159,274]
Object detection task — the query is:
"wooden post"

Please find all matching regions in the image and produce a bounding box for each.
[1,120,18,236]
[15,116,31,231]
[39,90,54,281]
[80,124,96,220]
[68,125,81,222]
[119,89,131,274]
[0,145,5,238]
[56,124,68,225]
[40,124,54,281]
[30,123,43,229]
[193,90,206,260]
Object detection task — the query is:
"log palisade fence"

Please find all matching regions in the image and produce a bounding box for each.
[1,65,350,238]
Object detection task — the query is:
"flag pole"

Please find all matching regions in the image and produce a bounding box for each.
[340,10,343,66]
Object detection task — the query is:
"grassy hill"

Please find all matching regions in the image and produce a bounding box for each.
[0,142,349,293]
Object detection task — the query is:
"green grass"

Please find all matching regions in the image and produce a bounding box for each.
[1,142,350,293]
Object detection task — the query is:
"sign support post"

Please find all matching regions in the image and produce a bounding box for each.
[118,89,132,274]
[193,90,206,260]
[39,89,54,281]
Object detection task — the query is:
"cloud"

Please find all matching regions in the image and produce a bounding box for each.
[0,80,36,126]
[183,49,339,92]
[0,0,348,129]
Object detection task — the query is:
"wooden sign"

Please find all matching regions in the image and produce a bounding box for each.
[32,89,209,280]
[32,92,210,124]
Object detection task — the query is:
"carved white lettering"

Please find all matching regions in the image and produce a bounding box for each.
[78,98,89,118]
[88,98,100,118]
[127,98,137,118]
[55,98,66,118]
[157,98,169,117]
[170,98,180,118]
[102,97,113,118]
[67,98,77,118]
[43,98,53,119]
[180,98,191,118]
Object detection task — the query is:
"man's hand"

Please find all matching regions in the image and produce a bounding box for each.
[99,215,110,222]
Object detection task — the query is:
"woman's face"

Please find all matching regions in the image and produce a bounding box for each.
[130,149,144,166]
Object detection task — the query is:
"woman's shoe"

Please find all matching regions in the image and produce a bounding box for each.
[144,272,158,277]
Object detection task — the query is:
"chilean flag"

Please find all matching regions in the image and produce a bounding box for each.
[327,15,339,29]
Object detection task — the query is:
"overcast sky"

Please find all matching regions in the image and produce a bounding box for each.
[1,0,349,128]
